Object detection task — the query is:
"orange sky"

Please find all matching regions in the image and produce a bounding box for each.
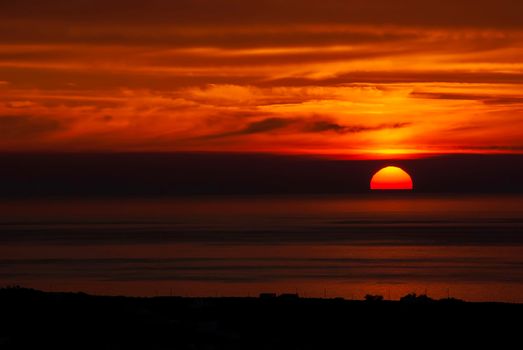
[1,1,523,157]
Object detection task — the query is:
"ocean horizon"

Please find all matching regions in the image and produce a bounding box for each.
[2,194,522,302]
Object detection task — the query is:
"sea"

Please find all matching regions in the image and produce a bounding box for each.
[1,194,522,302]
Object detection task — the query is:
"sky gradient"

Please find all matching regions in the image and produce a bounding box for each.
[1,1,523,156]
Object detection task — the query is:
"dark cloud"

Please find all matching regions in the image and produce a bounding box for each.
[453,145,523,151]
[199,118,295,139]
[238,118,294,134]
[147,48,410,67]
[0,115,63,138]
[0,66,264,90]
[305,121,411,134]
[484,97,523,105]
[0,45,405,66]
[199,118,411,139]
[0,21,418,48]
[3,65,523,92]
[1,1,522,28]
[411,92,488,101]
[411,91,523,105]
[264,71,523,86]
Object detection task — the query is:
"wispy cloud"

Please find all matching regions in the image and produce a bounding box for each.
[0,115,64,139]
[411,91,523,105]
[305,121,411,134]
[197,117,412,140]
[0,2,522,154]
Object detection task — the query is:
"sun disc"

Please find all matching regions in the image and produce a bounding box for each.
[370,166,413,190]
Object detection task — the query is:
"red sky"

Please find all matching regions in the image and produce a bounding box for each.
[1,1,523,157]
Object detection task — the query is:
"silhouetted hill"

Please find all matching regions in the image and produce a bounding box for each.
[0,287,520,349]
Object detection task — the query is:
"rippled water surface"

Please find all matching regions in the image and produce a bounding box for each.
[1,195,522,302]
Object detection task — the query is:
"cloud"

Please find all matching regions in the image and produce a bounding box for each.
[198,118,296,139]
[198,118,412,139]
[240,118,293,134]
[0,3,522,154]
[264,71,523,86]
[483,97,523,105]
[411,91,523,105]
[7,101,35,108]
[1,1,522,28]
[198,118,411,139]
[455,145,523,151]
[305,121,411,134]
[410,92,488,101]
[0,22,418,48]
[0,115,63,139]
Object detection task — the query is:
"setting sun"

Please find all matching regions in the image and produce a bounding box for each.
[370,166,413,190]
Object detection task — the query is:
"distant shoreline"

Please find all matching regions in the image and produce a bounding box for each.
[2,286,521,305]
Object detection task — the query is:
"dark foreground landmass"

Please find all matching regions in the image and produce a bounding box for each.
[0,287,521,349]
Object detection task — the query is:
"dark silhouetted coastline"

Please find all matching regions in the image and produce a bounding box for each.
[0,286,520,349]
